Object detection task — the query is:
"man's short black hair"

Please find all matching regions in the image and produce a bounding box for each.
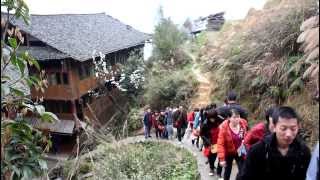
[227,91,237,101]
[272,106,300,124]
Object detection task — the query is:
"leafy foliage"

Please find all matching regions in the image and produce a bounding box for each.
[152,16,188,63]
[1,0,58,179]
[64,141,199,180]
[143,67,198,110]
[119,51,146,97]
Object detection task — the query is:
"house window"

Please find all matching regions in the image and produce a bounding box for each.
[48,73,57,85]
[61,101,71,113]
[43,100,71,114]
[78,64,94,80]
[56,72,61,84]
[47,72,69,85]
[78,65,85,80]
[85,67,90,77]
[90,66,95,76]
[62,73,69,84]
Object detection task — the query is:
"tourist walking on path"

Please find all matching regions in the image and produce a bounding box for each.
[218,91,248,121]
[306,141,319,180]
[173,106,188,142]
[165,107,174,140]
[192,107,204,148]
[244,107,276,150]
[217,108,248,180]
[201,108,224,177]
[187,108,198,129]
[143,108,152,139]
[157,111,166,138]
[153,111,162,139]
[237,106,311,180]
[198,105,215,151]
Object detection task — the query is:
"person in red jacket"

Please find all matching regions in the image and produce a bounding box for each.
[187,108,199,129]
[244,107,277,150]
[201,108,224,177]
[217,108,248,180]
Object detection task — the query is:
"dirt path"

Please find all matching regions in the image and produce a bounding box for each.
[189,54,213,109]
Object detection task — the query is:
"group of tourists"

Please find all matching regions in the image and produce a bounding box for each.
[143,106,188,141]
[142,91,319,180]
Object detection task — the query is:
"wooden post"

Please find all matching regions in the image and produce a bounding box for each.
[86,103,102,127]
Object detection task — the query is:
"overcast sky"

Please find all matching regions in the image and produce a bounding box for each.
[24,0,266,34]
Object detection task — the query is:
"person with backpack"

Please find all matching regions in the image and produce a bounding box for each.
[173,106,188,143]
[192,107,204,147]
[237,106,311,180]
[217,108,248,180]
[200,108,224,177]
[198,105,216,151]
[244,107,277,150]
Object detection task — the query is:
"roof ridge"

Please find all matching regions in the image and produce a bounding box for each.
[29,12,106,16]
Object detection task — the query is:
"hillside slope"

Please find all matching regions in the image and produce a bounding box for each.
[198,0,319,146]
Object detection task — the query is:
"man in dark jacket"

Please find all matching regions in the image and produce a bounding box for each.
[143,108,152,139]
[173,106,188,142]
[237,106,311,180]
[218,91,248,120]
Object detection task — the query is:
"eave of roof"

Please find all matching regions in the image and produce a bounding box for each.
[2,12,151,61]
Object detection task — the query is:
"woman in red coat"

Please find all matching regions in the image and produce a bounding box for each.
[244,107,276,150]
[217,108,248,180]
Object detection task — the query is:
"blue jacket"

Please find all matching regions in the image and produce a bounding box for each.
[165,111,173,125]
[306,142,319,180]
[193,112,201,129]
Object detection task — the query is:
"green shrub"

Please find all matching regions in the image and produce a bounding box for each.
[127,107,144,134]
[65,141,199,180]
[143,68,198,110]
[153,17,188,61]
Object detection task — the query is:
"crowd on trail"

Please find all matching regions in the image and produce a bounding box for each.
[142,92,319,180]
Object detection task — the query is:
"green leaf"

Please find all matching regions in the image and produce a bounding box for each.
[8,37,17,48]
[38,159,48,170]
[40,112,59,123]
[9,154,23,161]
[16,57,26,76]
[10,87,25,97]
[21,166,33,180]
[30,76,40,83]
[2,83,10,96]
[35,105,45,115]
[22,103,35,111]
[24,77,34,87]
[2,75,11,81]
[289,77,304,92]
[12,165,21,177]
[11,55,18,67]
[30,58,40,70]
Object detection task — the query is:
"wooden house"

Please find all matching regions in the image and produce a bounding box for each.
[4,13,150,141]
